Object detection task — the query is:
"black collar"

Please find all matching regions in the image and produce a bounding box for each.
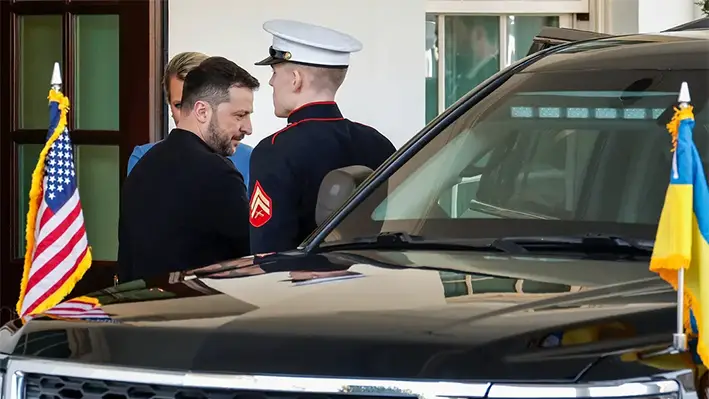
[287,102,344,124]
[168,128,216,154]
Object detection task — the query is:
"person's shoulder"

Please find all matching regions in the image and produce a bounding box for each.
[197,154,244,191]
[264,118,347,148]
[202,152,240,172]
[350,120,382,135]
[251,130,306,168]
[236,142,254,155]
[227,144,252,179]
[131,142,158,157]
[254,126,302,153]
[349,120,395,146]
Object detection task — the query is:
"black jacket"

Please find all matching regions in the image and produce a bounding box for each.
[118,129,250,282]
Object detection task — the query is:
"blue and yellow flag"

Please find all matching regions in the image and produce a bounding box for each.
[650,102,709,367]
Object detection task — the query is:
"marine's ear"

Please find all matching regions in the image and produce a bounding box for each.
[291,67,304,93]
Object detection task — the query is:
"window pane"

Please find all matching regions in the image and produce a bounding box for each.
[75,145,119,261]
[17,144,44,258]
[506,16,560,66]
[425,16,439,124]
[444,16,500,108]
[18,15,63,129]
[75,15,120,130]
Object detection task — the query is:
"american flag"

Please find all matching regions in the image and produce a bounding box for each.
[24,296,114,323]
[16,89,93,319]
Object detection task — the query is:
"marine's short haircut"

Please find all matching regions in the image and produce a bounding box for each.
[162,51,209,103]
[181,56,260,112]
[295,64,348,94]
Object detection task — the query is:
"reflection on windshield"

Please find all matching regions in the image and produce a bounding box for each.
[439,270,575,300]
[324,68,708,245]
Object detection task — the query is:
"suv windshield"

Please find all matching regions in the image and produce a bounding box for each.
[321,67,709,246]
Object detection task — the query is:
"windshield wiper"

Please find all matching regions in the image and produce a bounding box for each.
[319,232,653,260]
[318,232,510,253]
[491,233,653,260]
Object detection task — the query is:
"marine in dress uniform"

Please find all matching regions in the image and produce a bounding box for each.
[248,20,396,254]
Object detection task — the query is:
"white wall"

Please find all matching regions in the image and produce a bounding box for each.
[605,0,701,34]
[168,0,427,149]
[637,0,701,32]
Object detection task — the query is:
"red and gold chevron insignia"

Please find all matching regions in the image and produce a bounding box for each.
[249,180,272,228]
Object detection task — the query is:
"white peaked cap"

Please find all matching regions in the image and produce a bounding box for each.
[255,19,363,68]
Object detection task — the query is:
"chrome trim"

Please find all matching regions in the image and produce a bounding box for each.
[5,357,490,397]
[4,356,683,398]
[487,380,680,398]
[8,370,24,399]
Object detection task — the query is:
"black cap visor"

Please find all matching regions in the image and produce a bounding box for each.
[255,47,290,66]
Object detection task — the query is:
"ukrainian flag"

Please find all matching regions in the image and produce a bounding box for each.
[650,87,709,368]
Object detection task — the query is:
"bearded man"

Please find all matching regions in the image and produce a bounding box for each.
[118,56,259,282]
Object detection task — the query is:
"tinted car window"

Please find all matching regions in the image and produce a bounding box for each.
[323,68,709,245]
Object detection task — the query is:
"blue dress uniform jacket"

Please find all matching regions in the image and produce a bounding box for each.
[118,129,250,282]
[248,102,396,254]
[127,141,254,189]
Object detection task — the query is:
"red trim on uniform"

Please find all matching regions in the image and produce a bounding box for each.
[287,101,337,117]
[271,117,345,144]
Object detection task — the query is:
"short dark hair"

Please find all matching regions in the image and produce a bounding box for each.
[181,56,260,112]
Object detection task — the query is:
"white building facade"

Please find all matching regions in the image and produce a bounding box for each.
[168,0,704,148]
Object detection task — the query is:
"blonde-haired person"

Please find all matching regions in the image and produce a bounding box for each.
[127,51,254,187]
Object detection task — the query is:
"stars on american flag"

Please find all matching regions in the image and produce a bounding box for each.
[44,129,76,206]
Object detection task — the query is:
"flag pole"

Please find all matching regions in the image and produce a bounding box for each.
[673,81,692,353]
[50,62,62,93]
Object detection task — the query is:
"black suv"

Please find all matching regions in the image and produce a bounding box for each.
[0,22,707,399]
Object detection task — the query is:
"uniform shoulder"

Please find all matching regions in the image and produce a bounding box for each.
[350,120,383,135]
[349,120,395,146]
[265,122,314,147]
[254,123,311,153]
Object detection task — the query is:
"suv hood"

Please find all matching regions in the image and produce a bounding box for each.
[0,250,680,382]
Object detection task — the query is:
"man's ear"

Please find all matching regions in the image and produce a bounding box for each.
[292,68,304,93]
[193,100,210,124]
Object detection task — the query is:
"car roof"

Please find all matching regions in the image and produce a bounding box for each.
[525,30,709,73]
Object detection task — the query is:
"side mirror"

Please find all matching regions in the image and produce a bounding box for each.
[315,165,374,226]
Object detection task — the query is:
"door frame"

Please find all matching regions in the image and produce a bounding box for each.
[0,0,167,323]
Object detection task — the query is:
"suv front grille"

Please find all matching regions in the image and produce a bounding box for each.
[24,374,403,399]
[6,357,683,399]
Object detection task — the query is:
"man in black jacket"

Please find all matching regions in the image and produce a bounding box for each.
[118,56,259,282]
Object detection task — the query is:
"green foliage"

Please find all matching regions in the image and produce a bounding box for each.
[698,0,709,16]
